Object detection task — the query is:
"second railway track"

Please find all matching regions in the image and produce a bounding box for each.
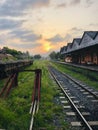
[48,65,98,130]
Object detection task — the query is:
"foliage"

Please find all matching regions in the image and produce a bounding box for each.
[0,79,6,91]
[0,65,34,129]
[34,54,41,59]
[49,51,56,59]
[49,51,62,60]
[0,60,70,129]
[2,47,31,60]
[3,47,22,55]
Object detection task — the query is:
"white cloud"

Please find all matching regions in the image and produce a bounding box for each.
[70,0,81,6]
[0,0,51,16]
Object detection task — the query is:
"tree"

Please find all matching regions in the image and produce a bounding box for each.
[34,54,41,59]
[2,47,31,60]
[49,51,56,59]
[49,51,63,60]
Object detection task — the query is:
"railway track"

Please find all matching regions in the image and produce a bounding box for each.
[29,69,42,130]
[48,66,98,130]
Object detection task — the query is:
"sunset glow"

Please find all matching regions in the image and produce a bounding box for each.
[0,0,98,56]
[44,42,51,51]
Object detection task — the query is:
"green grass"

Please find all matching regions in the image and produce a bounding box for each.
[0,65,34,130]
[1,60,97,129]
[33,60,70,129]
[51,62,98,89]
[0,60,70,130]
[0,78,7,91]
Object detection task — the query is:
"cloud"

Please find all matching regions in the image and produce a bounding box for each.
[46,34,64,43]
[0,19,23,30]
[71,27,83,32]
[0,34,6,45]
[69,27,83,37]
[0,0,51,16]
[70,0,81,6]
[85,0,94,7]
[89,23,98,27]
[64,34,72,42]
[10,29,42,42]
[11,42,42,49]
[56,3,67,8]
[31,0,51,8]
[46,33,72,43]
[0,29,42,52]
[0,0,6,5]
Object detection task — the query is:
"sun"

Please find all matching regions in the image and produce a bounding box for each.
[44,42,51,51]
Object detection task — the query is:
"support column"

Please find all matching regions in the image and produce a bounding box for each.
[14,71,18,87]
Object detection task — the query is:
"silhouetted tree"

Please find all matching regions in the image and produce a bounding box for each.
[49,51,63,60]
[49,51,56,59]
[34,54,41,59]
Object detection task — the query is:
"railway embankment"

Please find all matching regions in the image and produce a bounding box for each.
[51,62,98,90]
[1,60,98,129]
[48,65,98,130]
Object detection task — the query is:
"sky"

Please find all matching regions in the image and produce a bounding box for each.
[0,0,98,56]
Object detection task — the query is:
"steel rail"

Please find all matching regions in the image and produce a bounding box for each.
[29,100,37,130]
[48,67,93,130]
[58,69,98,99]
[49,63,98,99]
[29,69,42,130]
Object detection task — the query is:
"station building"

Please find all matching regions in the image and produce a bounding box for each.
[60,31,98,65]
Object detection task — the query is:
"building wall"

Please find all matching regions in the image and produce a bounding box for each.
[61,32,98,65]
[65,47,98,65]
[84,54,91,63]
[92,53,98,64]
[79,51,98,65]
[65,56,72,62]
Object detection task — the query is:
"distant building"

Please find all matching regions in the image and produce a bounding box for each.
[60,31,98,65]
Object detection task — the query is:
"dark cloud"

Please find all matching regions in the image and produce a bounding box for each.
[0,19,23,30]
[0,0,51,16]
[46,34,64,43]
[46,34,72,43]
[56,3,67,8]
[10,29,42,42]
[12,42,42,49]
[70,0,81,5]
[22,33,42,42]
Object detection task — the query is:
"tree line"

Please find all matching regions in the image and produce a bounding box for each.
[1,47,63,60]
